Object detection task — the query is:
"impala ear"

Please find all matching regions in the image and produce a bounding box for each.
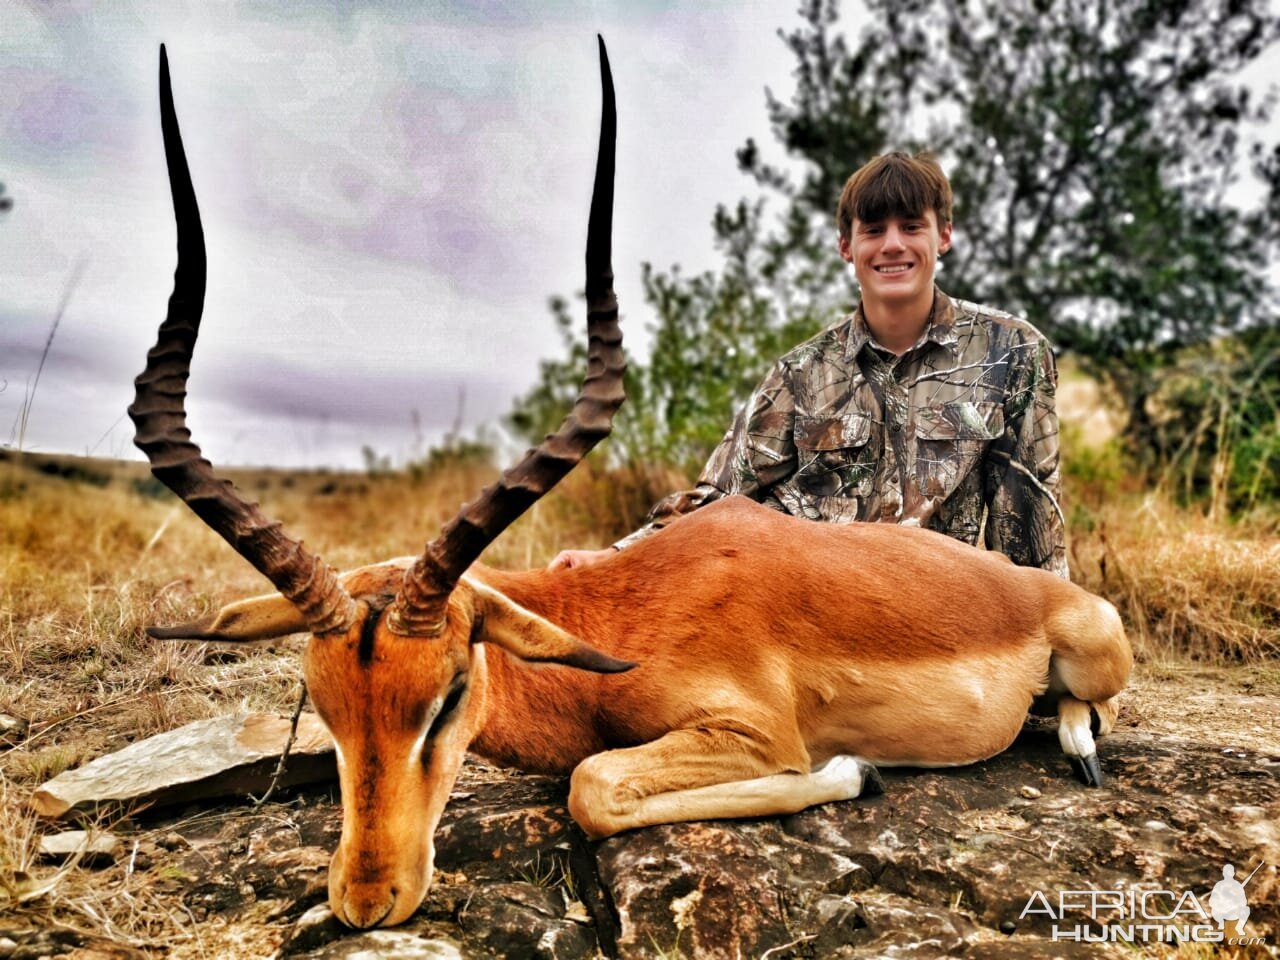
[147,592,308,642]
[463,578,635,674]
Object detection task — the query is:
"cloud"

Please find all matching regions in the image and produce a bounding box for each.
[199,350,513,430]
[0,1,803,468]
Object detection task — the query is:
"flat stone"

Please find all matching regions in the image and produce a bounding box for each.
[283,929,463,960]
[278,904,348,957]
[31,712,335,818]
[595,820,836,959]
[38,829,122,865]
[71,718,1276,958]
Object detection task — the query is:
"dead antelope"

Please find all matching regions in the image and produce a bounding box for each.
[132,42,1133,931]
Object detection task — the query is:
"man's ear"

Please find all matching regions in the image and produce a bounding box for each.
[937,219,953,256]
[462,577,635,674]
[838,232,854,263]
[147,592,307,641]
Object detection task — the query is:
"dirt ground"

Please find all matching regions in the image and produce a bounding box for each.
[3,663,1278,959]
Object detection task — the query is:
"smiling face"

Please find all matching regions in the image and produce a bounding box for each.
[834,151,954,328]
[838,210,952,313]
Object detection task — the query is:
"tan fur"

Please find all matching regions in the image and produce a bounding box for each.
[192,496,1132,928]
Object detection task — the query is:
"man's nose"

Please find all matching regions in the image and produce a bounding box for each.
[882,225,906,250]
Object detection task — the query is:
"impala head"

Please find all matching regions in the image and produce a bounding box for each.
[131,41,624,929]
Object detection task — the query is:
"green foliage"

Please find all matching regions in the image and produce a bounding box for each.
[131,475,171,501]
[362,408,495,481]
[747,0,1279,448]
[1149,329,1280,516]
[414,435,494,474]
[509,206,837,473]
[508,0,1280,489]
[630,202,822,471]
[1061,425,1131,506]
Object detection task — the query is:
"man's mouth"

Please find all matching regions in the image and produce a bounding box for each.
[874,263,913,274]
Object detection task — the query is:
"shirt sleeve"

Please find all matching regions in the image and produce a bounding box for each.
[983,337,1070,578]
[612,358,800,549]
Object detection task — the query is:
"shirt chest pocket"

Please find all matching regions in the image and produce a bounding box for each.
[913,401,1005,496]
[794,413,877,498]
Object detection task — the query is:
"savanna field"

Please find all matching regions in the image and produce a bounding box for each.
[7,0,1280,952]
[1,397,1278,956]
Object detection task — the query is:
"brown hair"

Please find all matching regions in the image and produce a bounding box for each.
[836,151,953,242]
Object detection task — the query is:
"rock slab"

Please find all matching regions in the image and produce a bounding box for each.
[38,829,122,866]
[31,712,335,818]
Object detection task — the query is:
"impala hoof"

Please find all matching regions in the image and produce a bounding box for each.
[814,755,884,799]
[1070,753,1104,787]
[861,760,886,796]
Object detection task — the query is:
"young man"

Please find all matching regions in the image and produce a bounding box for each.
[552,151,1067,578]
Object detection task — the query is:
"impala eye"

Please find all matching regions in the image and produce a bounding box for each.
[419,677,467,771]
[429,678,467,738]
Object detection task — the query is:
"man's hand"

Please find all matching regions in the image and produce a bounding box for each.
[547,547,617,572]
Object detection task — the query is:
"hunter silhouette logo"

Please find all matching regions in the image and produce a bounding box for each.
[1021,859,1269,946]
[1209,862,1261,937]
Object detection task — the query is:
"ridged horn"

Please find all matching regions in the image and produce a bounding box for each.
[129,45,357,636]
[390,35,622,636]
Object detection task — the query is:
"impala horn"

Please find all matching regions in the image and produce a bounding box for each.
[389,36,623,636]
[129,45,357,637]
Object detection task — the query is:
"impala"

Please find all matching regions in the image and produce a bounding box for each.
[132,42,1133,930]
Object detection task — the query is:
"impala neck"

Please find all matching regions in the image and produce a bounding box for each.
[467,567,611,774]
[470,641,608,774]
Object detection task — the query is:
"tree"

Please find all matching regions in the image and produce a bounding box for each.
[509,206,820,475]
[511,0,1280,471]
[750,0,1279,456]
[1148,326,1279,515]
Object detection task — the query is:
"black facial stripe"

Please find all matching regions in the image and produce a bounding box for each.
[430,677,467,737]
[356,597,392,665]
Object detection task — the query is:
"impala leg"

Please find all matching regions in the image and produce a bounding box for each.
[1057,695,1109,786]
[1043,596,1132,787]
[568,727,882,839]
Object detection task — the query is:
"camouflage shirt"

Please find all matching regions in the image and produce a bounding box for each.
[616,289,1069,577]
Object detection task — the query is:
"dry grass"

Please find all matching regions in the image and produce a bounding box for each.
[1060,426,1280,665]
[1072,497,1280,663]
[0,442,1275,950]
[0,449,669,947]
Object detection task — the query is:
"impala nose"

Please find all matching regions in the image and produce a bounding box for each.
[338,884,397,929]
[330,840,435,928]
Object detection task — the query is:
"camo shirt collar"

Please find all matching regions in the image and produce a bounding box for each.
[843,287,961,362]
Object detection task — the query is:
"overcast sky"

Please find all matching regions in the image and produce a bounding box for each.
[5,2,1276,471]
[1,1,801,468]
